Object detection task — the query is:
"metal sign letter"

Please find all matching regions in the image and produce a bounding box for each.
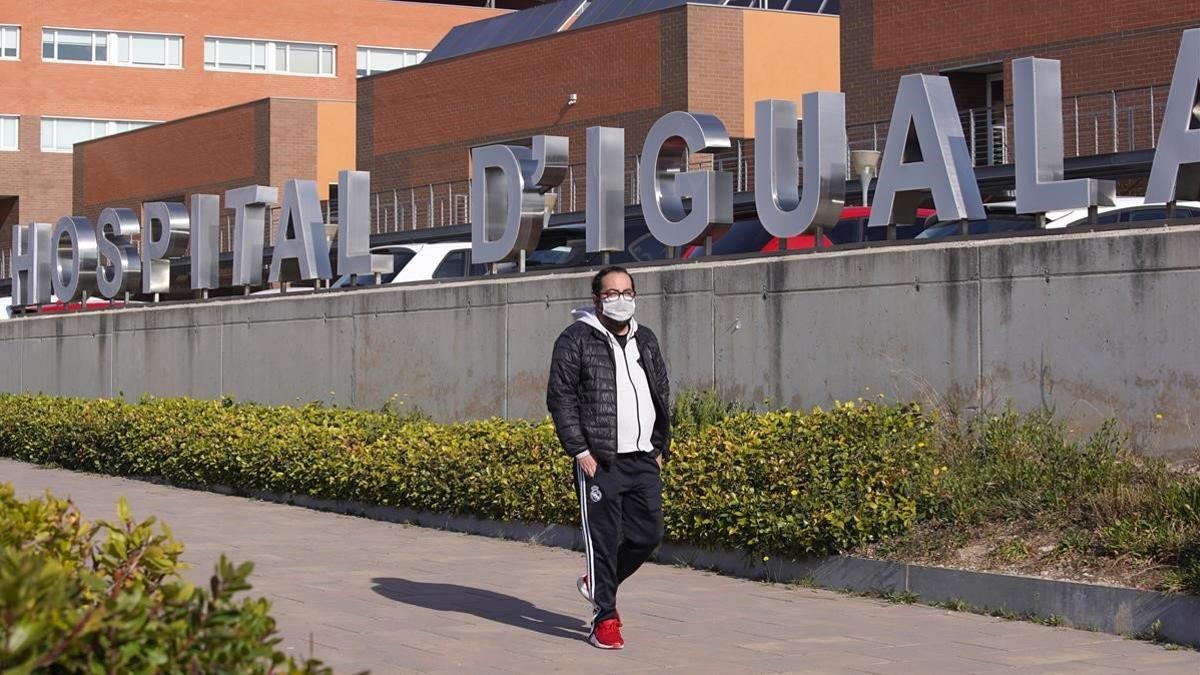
[638,111,734,247]
[269,179,332,283]
[10,222,54,305]
[95,207,142,299]
[754,94,847,237]
[225,185,278,287]
[868,74,985,227]
[585,126,625,253]
[470,135,568,265]
[190,194,220,291]
[141,202,190,294]
[50,216,99,303]
[1014,58,1115,216]
[1146,28,1200,204]
[337,170,392,277]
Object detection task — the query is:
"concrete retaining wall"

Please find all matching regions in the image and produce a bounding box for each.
[2,224,1198,459]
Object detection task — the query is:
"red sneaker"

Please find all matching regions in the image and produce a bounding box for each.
[577,575,621,624]
[589,618,624,649]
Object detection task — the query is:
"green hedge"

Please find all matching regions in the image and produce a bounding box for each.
[0,483,330,673]
[0,394,936,560]
[3,393,1199,592]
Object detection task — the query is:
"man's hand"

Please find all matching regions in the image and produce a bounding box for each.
[577,452,598,477]
[656,455,663,469]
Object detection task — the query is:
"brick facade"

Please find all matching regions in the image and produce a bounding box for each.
[841,0,1200,127]
[0,0,501,259]
[73,97,353,244]
[357,5,839,222]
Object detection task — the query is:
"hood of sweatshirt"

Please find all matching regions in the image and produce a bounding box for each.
[571,305,639,340]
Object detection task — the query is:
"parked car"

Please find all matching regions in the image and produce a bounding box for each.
[1045,197,1200,229]
[822,206,938,244]
[916,197,1200,240]
[684,206,938,258]
[329,242,486,289]
[4,295,136,315]
[525,220,671,269]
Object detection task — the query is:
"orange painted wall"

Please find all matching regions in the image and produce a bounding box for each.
[741,11,840,136]
[316,100,356,198]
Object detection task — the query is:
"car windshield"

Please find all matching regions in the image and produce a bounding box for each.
[331,248,416,287]
[1059,206,1200,228]
[916,217,1037,239]
[527,246,575,265]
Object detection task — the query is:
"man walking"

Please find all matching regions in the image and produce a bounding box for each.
[546,266,671,650]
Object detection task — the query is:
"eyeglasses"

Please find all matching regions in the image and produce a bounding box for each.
[599,290,636,302]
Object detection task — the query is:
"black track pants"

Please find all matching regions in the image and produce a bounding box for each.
[576,451,664,624]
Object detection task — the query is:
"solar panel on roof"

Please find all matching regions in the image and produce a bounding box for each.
[426,0,840,65]
[571,0,725,30]
[426,0,589,63]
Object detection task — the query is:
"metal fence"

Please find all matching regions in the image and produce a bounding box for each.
[846,83,1168,165]
[364,149,754,235]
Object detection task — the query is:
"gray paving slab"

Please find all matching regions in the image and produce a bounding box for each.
[3,458,1198,674]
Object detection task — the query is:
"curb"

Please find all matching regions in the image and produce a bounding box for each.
[137,476,1200,648]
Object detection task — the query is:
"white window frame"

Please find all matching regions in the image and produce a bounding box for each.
[0,25,19,61]
[41,27,182,69]
[204,35,336,77]
[40,115,162,153]
[355,45,428,78]
[0,115,18,151]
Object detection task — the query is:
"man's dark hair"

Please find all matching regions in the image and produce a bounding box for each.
[592,266,635,296]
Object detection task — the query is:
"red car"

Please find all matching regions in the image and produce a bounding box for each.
[13,297,133,315]
[687,206,937,258]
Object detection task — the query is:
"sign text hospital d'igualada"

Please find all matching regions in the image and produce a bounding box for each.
[9,29,1200,309]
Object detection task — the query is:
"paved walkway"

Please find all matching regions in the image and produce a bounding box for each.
[3,459,1199,674]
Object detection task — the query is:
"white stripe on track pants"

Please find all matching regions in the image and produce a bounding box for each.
[576,451,664,624]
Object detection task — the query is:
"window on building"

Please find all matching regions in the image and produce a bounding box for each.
[40,117,158,153]
[204,37,334,76]
[0,116,18,150]
[43,29,105,62]
[117,33,182,67]
[1,26,19,59]
[356,46,426,77]
[42,28,181,68]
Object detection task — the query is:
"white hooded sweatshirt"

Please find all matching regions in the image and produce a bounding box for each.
[571,306,657,458]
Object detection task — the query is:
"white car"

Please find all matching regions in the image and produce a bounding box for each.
[1043,197,1200,229]
[248,241,483,296]
[917,197,1200,239]
[330,241,483,289]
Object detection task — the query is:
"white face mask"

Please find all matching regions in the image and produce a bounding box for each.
[600,296,636,323]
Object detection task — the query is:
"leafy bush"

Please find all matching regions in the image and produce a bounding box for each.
[0,394,935,560]
[665,402,937,557]
[901,409,1200,593]
[2,393,1197,594]
[0,483,330,673]
[669,389,753,438]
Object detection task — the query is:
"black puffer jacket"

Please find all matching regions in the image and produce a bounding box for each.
[546,319,671,467]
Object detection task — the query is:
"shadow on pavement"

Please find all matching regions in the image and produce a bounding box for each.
[370,577,589,641]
